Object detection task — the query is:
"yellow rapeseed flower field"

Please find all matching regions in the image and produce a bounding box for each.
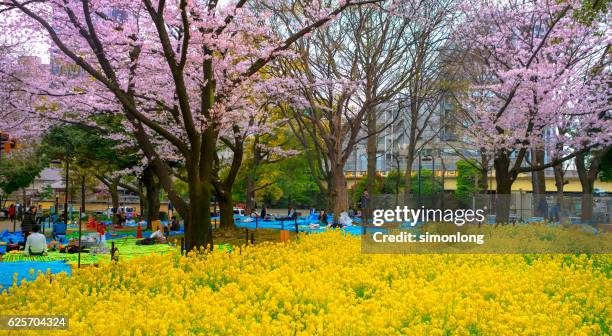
[0,230,609,335]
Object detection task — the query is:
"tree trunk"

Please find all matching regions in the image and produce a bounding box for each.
[142,166,161,226]
[110,181,119,225]
[479,166,489,194]
[403,153,416,206]
[245,135,262,214]
[575,147,611,224]
[146,183,160,225]
[575,153,595,223]
[185,175,213,251]
[366,108,378,194]
[138,182,145,222]
[531,149,547,217]
[80,175,86,217]
[246,173,256,213]
[580,179,594,223]
[146,188,161,222]
[180,119,217,251]
[214,135,242,230]
[494,153,514,224]
[553,163,565,205]
[217,192,235,230]
[329,165,348,222]
[394,156,401,206]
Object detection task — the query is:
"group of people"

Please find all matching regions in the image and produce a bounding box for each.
[15,205,48,256]
[244,190,372,230]
[5,203,18,223]
[308,209,354,229]
[17,205,71,256]
[11,203,184,253]
[249,206,307,221]
[5,203,38,229]
[249,206,269,220]
[535,199,567,223]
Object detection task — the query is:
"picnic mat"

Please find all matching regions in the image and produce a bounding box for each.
[0,230,24,244]
[1,238,177,264]
[0,261,71,290]
[109,238,177,258]
[1,251,106,264]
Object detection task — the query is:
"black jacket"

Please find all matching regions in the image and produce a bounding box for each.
[21,210,37,231]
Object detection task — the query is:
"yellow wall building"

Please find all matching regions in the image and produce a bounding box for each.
[346,171,612,193]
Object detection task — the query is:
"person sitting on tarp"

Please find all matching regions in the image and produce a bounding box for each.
[151,227,166,241]
[52,219,67,243]
[60,238,81,254]
[24,225,47,256]
[170,217,180,231]
[115,211,122,227]
[137,227,167,245]
[289,207,298,220]
[348,207,356,218]
[339,212,353,227]
[318,210,329,228]
[309,211,322,229]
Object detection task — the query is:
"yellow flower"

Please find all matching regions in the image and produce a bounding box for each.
[0,229,609,335]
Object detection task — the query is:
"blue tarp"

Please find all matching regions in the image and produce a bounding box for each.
[0,261,71,291]
[232,215,383,235]
[0,230,24,244]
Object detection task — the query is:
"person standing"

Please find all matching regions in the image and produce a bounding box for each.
[21,206,37,239]
[168,202,174,217]
[360,188,370,222]
[8,204,16,228]
[260,206,267,220]
[16,203,23,222]
[549,202,560,223]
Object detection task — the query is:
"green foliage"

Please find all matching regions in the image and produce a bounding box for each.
[599,150,612,182]
[37,184,54,200]
[455,160,481,206]
[381,170,405,194]
[573,0,610,25]
[233,151,321,208]
[0,148,47,197]
[410,169,442,196]
[40,125,138,170]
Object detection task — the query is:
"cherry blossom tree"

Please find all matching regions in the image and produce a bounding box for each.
[456,0,611,223]
[0,0,380,250]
